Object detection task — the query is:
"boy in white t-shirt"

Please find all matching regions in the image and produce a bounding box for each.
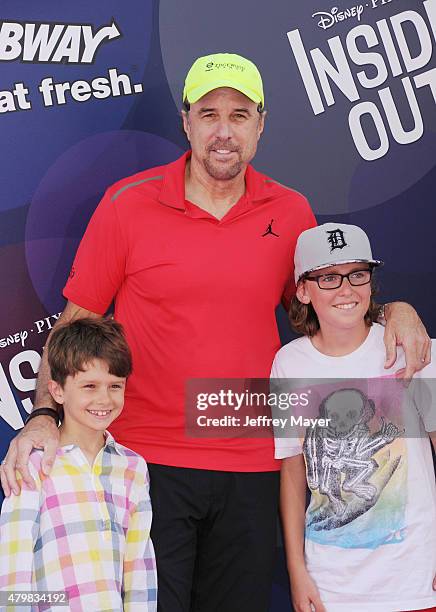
[272,223,436,612]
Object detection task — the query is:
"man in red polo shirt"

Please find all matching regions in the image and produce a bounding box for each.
[1,53,431,612]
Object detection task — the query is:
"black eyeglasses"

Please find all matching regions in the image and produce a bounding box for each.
[304,268,372,290]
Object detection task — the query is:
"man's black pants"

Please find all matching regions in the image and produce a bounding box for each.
[148,464,280,612]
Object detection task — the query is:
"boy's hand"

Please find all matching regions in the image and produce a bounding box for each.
[383,302,431,379]
[433,573,436,591]
[290,566,326,612]
[0,415,59,496]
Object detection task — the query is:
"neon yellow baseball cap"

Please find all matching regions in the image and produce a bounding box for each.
[183,53,264,109]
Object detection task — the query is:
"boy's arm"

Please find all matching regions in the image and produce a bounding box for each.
[430,421,436,588]
[0,461,41,593]
[123,460,157,612]
[280,455,326,612]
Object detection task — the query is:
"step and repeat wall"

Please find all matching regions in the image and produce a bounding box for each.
[1,1,435,609]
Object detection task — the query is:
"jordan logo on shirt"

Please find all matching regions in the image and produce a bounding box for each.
[262,219,279,237]
[327,229,347,252]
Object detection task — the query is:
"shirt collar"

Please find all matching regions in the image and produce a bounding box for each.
[158,150,279,210]
[58,431,123,456]
[244,164,286,202]
[104,431,123,455]
[158,151,190,210]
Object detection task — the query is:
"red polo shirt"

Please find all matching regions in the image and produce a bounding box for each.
[63,152,316,471]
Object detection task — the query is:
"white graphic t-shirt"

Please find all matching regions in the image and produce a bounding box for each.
[272,324,436,612]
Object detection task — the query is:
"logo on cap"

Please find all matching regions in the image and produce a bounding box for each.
[327,229,347,252]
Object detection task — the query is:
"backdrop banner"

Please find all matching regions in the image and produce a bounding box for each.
[1,1,435,610]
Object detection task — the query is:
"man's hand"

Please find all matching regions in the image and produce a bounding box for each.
[0,415,59,496]
[383,302,431,379]
[290,567,326,612]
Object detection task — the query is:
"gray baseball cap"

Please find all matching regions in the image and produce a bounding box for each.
[294,223,383,284]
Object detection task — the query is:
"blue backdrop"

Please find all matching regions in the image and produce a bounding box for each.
[1,1,435,609]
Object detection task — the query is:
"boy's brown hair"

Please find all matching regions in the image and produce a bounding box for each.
[289,279,380,337]
[48,317,132,386]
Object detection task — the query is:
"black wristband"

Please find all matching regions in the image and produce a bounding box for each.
[25,407,60,426]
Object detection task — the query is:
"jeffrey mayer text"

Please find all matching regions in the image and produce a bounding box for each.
[197,415,331,428]
[243,415,331,428]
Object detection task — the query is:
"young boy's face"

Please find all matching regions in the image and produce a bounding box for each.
[296,262,372,332]
[49,358,126,432]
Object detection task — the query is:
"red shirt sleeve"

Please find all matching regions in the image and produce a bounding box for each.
[63,188,128,314]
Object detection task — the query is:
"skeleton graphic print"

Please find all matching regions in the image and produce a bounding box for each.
[303,388,403,538]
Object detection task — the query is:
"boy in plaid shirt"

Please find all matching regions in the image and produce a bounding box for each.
[0,318,157,611]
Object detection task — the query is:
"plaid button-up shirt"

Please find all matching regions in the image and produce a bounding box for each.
[0,433,157,611]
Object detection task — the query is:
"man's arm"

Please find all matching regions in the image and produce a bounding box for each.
[382,302,431,379]
[0,301,101,496]
[280,455,326,612]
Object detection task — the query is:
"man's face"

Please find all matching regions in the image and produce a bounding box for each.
[182,87,265,181]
